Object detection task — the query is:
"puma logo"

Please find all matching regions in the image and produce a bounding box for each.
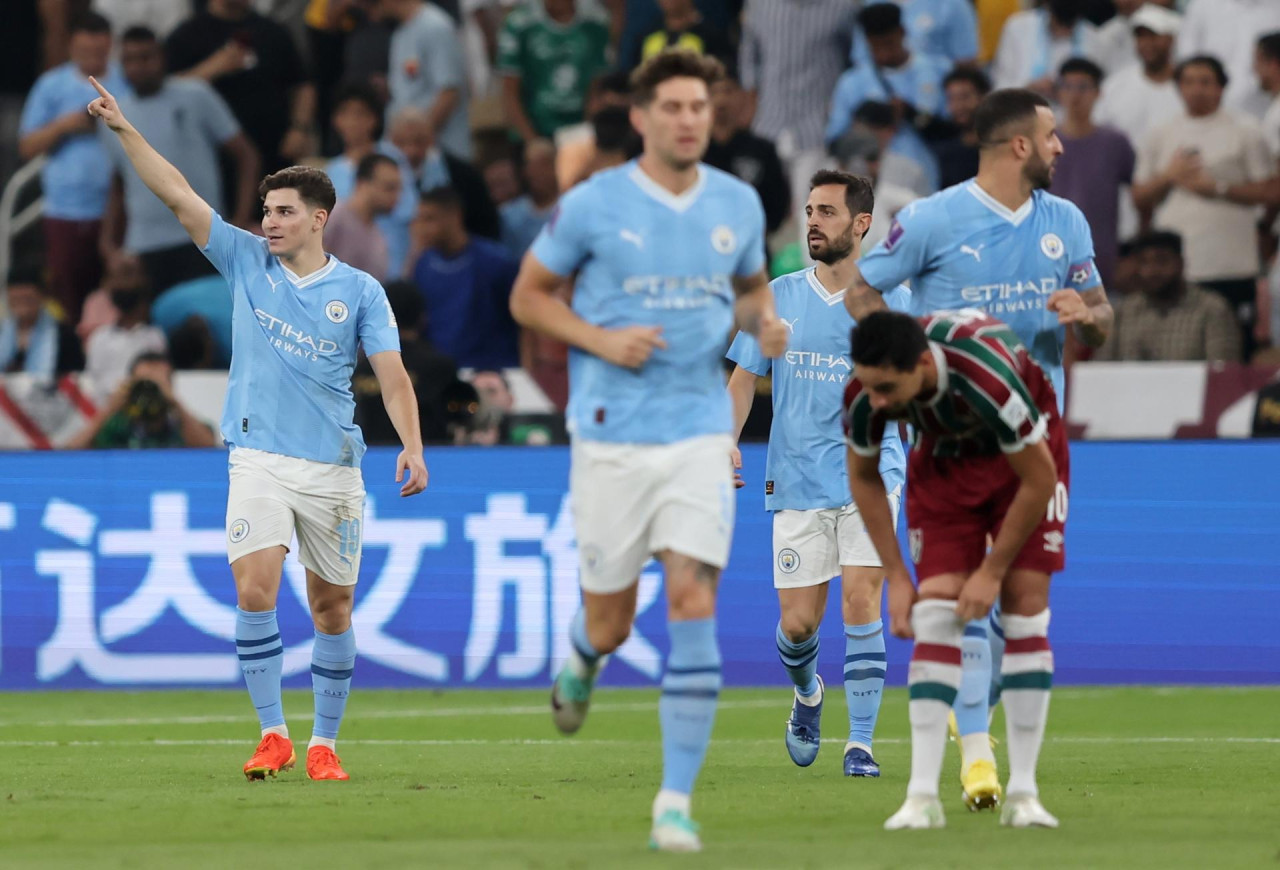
[619,229,644,250]
[780,317,799,335]
[960,244,984,262]
[265,273,283,292]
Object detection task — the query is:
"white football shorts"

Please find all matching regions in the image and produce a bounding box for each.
[226,447,365,586]
[772,486,902,589]
[571,434,736,594]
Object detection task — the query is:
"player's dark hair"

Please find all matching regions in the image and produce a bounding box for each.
[974,88,1052,149]
[355,152,398,182]
[944,67,992,95]
[850,311,929,373]
[630,49,725,107]
[1174,55,1229,88]
[130,350,170,372]
[858,3,904,37]
[1259,32,1280,64]
[810,169,875,221]
[1059,57,1104,87]
[258,166,337,213]
[1129,230,1183,258]
[120,25,158,44]
[420,186,462,211]
[71,11,112,35]
[382,280,423,330]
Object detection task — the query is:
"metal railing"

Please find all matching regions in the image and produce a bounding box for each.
[0,155,47,293]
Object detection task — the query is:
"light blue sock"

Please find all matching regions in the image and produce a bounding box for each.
[659,618,722,796]
[955,619,991,736]
[311,627,356,740]
[988,606,1006,709]
[236,607,285,730]
[844,620,886,748]
[568,608,601,674]
[775,621,820,697]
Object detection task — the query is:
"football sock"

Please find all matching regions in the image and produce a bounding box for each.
[988,604,1007,709]
[567,608,603,679]
[1002,610,1053,798]
[236,607,285,734]
[310,626,356,742]
[659,618,722,797]
[776,620,820,700]
[906,599,964,798]
[955,619,996,765]
[843,620,886,750]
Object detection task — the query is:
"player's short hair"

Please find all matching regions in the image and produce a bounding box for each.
[1129,230,1183,258]
[850,311,929,372]
[258,166,337,213]
[120,25,158,44]
[382,280,422,329]
[1175,55,1229,88]
[629,49,725,107]
[1059,57,1104,87]
[420,186,462,211]
[355,152,398,182]
[858,3,904,37]
[71,11,112,35]
[810,169,875,220]
[1259,32,1280,64]
[974,88,1052,149]
[944,67,992,95]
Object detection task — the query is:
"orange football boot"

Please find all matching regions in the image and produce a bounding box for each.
[243,732,296,780]
[306,745,349,781]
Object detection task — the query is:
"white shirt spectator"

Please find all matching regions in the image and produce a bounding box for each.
[91,0,193,39]
[84,323,168,396]
[1263,96,1280,160]
[1176,0,1280,117]
[1094,5,1138,75]
[992,9,1100,91]
[1096,65,1184,152]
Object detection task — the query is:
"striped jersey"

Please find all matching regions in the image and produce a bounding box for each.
[843,310,1060,459]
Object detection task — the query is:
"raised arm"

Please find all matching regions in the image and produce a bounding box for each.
[87,76,214,248]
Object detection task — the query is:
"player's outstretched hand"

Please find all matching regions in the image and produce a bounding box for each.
[756,314,789,359]
[730,444,744,489]
[396,449,429,497]
[597,325,666,369]
[886,569,917,639]
[1047,289,1092,326]
[86,76,129,132]
[956,565,1001,623]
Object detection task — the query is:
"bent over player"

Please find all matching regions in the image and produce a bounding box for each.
[843,310,1067,831]
[89,77,428,782]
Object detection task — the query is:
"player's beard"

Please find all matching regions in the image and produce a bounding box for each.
[809,222,856,264]
[1025,151,1054,190]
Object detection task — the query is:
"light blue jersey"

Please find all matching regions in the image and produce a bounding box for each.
[851,0,980,67]
[200,212,400,466]
[858,180,1102,404]
[727,269,909,512]
[530,161,766,444]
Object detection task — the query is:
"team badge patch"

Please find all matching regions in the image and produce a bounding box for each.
[908,528,923,564]
[1039,233,1065,260]
[325,300,349,323]
[883,219,905,252]
[229,519,251,544]
[777,548,800,574]
[581,544,604,573]
[1069,260,1094,286]
[711,225,737,255]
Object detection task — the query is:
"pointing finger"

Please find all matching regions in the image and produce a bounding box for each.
[88,76,111,99]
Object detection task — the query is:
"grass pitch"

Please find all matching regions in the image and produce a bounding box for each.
[0,686,1276,868]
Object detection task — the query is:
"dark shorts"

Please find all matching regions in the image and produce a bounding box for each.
[42,217,102,322]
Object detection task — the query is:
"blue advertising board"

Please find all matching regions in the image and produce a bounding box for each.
[0,442,1276,690]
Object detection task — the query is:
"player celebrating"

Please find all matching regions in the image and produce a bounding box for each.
[726,170,909,778]
[510,50,787,852]
[844,309,1067,831]
[841,88,1112,810]
[88,78,428,783]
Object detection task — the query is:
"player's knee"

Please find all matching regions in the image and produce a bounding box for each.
[309,595,353,634]
[588,619,631,654]
[778,611,820,644]
[236,583,276,613]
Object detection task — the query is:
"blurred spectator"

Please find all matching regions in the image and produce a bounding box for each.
[353,279,459,444]
[101,27,258,295]
[500,139,560,256]
[342,5,395,105]
[68,351,218,449]
[498,0,610,142]
[300,0,363,157]
[382,0,471,159]
[852,0,979,70]
[465,369,512,445]
[83,264,167,396]
[931,67,991,189]
[1177,0,1280,118]
[827,4,948,193]
[167,314,223,369]
[1050,58,1134,289]
[975,0,1020,66]
[0,0,39,189]
[410,187,520,369]
[151,274,234,366]
[166,0,316,173]
[1133,55,1277,361]
[740,0,856,248]
[77,251,143,341]
[705,72,789,237]
[992,0,1100,97]
[18,12,125,323]
[388,106,501,239]
[484,155,523,206]
[1095,5,1183,151]
[326,152,402,279]
[571,104,637,185]
[633,0,733,68]
[553,70,632,190]
[1094,0,1173,75]
[1256,32,1280,158]
[92,0,194,40]
[1096,231,1242,363]
[0,270,85,379]
[616,0,732,72]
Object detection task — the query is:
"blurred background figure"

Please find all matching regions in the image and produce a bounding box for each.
[500,138,559,256]
[68,351,217,449]
[1,268,85,379]
[325,152,403,280]
[81,256,167,396]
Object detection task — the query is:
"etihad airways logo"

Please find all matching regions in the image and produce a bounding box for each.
[961,277,1059,313]
[621,275,732,310]
[255,309,340,361]
[783,350,851,383]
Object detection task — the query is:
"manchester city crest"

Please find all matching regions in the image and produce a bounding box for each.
[325,300,350,323]
[777,548,801,574]
[711,225,737,255]
[229,519,251,544]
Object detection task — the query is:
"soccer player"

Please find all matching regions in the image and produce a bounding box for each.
[841,88,1113,810]
[87,77,429,782]
[510,50,787,852]
[844,309,1067,831]
[725,170,910,778]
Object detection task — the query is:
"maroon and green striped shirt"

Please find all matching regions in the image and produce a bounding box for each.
[843,310,1061,459]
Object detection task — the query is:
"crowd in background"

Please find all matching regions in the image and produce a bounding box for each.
[2,0,1280,449]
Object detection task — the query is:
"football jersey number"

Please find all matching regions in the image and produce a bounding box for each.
[1045,482,1069,524]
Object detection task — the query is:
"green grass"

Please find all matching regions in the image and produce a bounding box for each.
[0,687,1277,868]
